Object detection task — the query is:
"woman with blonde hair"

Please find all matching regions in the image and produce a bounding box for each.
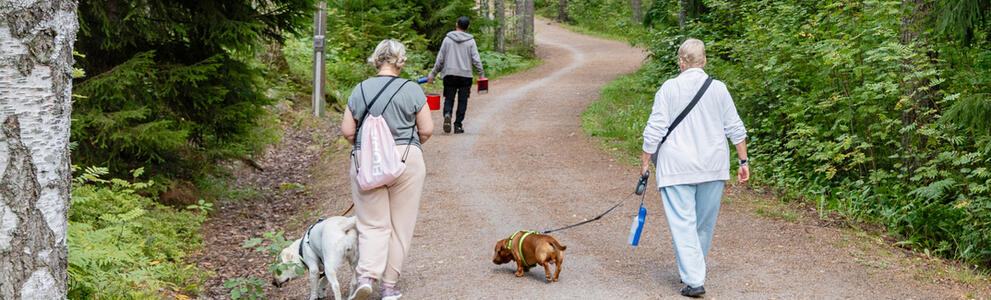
[341,39,433,300]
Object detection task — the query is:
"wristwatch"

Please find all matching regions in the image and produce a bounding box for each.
[738,158,750,166]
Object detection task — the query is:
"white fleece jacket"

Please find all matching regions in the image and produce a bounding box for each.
[642,68,747,188]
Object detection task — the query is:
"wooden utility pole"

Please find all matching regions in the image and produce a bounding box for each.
[495,0,506,52]
[312,2,327,117]
[0,0,77,298]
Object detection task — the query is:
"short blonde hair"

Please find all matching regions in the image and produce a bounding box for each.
[677,38,706,68]
[367,39,408,69]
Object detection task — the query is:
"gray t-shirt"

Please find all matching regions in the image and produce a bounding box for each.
[348,76,426,150]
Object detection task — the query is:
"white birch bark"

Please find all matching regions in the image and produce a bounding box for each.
[0,0,78,298]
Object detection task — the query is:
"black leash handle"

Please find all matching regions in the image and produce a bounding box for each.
[539,193,634,234]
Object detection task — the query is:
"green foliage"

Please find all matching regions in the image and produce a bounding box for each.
[479,50,543,79]
[221,232,302,300]
[536,0,648,41]
[581,69,655,163]
[224,277,267,300]
[582,0,991,268]
[68,166,208,299]
[72,0,315,178]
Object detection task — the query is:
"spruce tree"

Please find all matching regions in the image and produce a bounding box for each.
[72,0,316,177]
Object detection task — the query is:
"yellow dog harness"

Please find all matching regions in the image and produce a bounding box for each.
[506,230,537,267]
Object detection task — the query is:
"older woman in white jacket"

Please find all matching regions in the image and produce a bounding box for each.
[640,38,750,297]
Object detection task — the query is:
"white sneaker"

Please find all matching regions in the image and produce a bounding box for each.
[381,287,402,300]
[349,281,373,300]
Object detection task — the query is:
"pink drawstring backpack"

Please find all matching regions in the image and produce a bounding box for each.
[353,78,415,190]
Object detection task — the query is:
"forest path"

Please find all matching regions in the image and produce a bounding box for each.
[383,21,983,299]
[198,20,986,299]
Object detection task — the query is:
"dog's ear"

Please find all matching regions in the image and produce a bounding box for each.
[280,240,304,265]
[494,239,507,253]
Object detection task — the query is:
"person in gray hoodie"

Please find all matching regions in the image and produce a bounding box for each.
[427,16,484,134]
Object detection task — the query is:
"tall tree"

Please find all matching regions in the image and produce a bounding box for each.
[72,0,316,178]
[480,0,490,28]
[495,0,506,52]
[515,0,534,53]
[898,0,934,171]
[679,0,689,26]
[558,0,569,22]
[0,0,78,298]
[630,0,643,23]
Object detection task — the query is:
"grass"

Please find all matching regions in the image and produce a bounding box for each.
[580,69,655,166]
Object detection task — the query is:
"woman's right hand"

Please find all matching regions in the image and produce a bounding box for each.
[640,152,651,177]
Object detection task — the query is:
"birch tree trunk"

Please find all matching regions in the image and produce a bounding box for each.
[495,0,506,53]
[630,0,643,23]
[0,0,77,298]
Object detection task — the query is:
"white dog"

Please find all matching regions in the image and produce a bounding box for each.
[273,216,358,300]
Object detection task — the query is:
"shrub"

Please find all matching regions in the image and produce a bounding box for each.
[68,166,208,298]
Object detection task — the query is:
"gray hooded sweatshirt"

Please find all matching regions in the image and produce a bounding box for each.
[429,31,484,79]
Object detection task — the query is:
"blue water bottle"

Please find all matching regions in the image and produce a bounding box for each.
[416,77,429,84]
[628,197,647,246]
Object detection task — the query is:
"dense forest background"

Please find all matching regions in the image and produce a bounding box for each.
[66,0,537,297]
[555,0,991,271]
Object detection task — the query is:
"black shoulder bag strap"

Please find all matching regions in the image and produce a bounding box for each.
[651,77,714,164]
[356,76,400,128]
[378,80,416,163]
[352,77,399,171]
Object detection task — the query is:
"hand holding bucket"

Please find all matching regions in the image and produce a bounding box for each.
[477,77,488,94]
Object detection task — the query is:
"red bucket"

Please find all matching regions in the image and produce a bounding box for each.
[426,94,441,111]
[477,77,488,94]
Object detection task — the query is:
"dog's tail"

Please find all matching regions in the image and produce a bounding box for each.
[549,237,567,251]
[342,215,357,231]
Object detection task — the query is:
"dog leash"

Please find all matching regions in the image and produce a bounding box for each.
[341,203,354,216]
[539,192,636,234]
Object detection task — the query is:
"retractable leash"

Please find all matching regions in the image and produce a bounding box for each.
[629,171,650,246]
[537,170,653,235]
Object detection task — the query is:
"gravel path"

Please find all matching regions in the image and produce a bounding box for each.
[198,20,987,299]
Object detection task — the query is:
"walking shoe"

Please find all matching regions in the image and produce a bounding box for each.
[349,277,373,300]
[453,125,464,134]
[680,285,705,297]
[381,285,402,300]
[443,115,451,133]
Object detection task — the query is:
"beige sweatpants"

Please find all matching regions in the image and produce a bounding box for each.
[349,145,425,285]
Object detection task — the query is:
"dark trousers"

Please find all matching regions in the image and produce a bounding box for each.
[442,75,472,126]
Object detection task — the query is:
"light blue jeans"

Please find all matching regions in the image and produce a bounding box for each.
[660,180,725,288]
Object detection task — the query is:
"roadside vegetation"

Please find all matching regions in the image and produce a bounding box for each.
[546,0,991,272]
[68,0,539,297]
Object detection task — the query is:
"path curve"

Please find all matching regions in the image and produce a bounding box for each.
[391,21,979,299]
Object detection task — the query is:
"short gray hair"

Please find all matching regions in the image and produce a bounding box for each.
[678,38,706,68]
[368,39,408,69]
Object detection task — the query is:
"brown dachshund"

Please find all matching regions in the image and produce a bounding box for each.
[492,231,567,282]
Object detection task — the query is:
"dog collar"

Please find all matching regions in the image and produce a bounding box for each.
[507,230,537,268]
